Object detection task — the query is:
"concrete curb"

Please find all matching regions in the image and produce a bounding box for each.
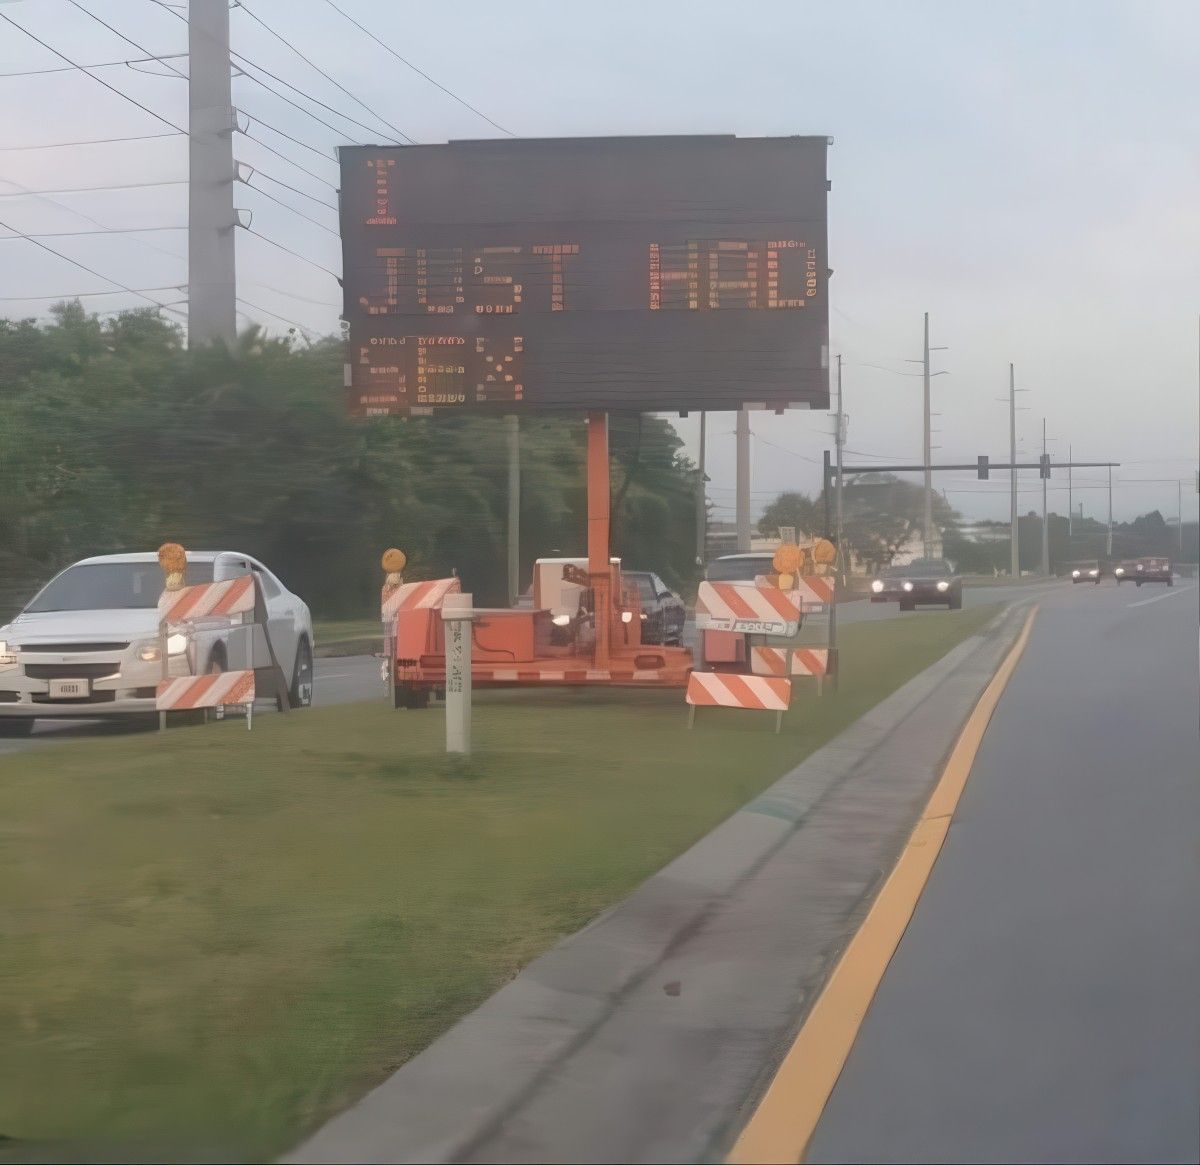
[288,601,1034,1165]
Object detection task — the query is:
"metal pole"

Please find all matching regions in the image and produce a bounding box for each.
[505,415,520,606]
[835,355,845,565]
[188,0,237,348]
[442,593,473,755]
[922,312,933,555]
[1009,364,1019,578]
[1041,418,1050,576]
[736,408,751,553]
[1106,465,1113,556]
[695,412,707,567]
[587,412,612,669]
[1068,443,1073,539]
[1178,479,1184,556]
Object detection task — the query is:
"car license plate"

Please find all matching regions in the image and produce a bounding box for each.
[48,678,89,699]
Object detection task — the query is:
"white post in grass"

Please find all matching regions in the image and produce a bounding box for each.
[442,593,474,755]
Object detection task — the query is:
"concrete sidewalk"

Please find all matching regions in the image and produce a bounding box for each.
[289,603,1032,1165]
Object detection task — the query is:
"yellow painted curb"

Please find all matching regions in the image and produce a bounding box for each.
[728,605,1040,1165]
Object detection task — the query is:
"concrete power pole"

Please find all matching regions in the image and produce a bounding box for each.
[1068,443,1073,539]
[736,409,751,553]
[1009,363,1019,578]
[505,415,520,606]
[835,354,845,569]
[188,0,237,348]
[922,312,933,555]
[1041,417,1050,575]
[1179,479,1184,557]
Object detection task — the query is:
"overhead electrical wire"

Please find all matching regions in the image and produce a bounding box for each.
[0,225,186,238]
[233,0,414,144]
[0,179,187,198]
[240,179,340,236]
[0,214,185,316]
[0,11,184,134]
[316,0,513,136]
[238,129,338,188]
[242,226,341,281]
[236,296,317,336]
[240,112,339,163]
[0,131,183,151]
[241,166,338,211]
[0,284,182,301]
[0,52,186,78]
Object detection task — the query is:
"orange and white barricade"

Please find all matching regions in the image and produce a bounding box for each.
[155,566,291,730]
[754,573,835,613]
[750,645,831,695]
[686,671,791,733]
[695,581,801,638]
[382,577,462,624]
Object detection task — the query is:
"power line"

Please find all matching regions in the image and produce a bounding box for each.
[0,215,185,317]
[0,225,186,239]
[236,296,318,337]
[317,0,514,136]
[243,279,340,307]
[240,179,340,236]
[0,131,183,152]
[0,179,187,198]
[0,11,185,134]
[239,111,338,163]
[237,128,338,189]
[234,0,414,144]
[0,284,182,302]
[0,52,186,78]
[241,166,338,211]
[241,226,341,281]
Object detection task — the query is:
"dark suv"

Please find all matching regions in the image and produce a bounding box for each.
[870,558,963,610]
[626,572,686,645]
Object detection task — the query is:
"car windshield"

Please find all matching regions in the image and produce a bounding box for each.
[887,559,951,578]
[24,562,214,612]
[706,557,773,582]
[631,575,656,602]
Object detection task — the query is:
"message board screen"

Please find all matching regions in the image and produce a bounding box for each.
[340,135,829,415]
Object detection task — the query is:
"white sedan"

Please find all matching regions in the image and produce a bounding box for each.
[0,551,314,737]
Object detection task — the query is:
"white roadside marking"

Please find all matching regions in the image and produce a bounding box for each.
[1127,585,1194,609]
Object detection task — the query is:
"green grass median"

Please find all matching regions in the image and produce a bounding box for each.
[0,605,999,1162]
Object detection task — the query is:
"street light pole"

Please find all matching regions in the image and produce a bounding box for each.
[1041,417,1050,576]
[695,412,707,567]
[1068,442,1073,539]
[922,313,933,555]
[1106,464,1114,557]
[1009,363,1019,578]
[835,354,845,573]
[736,409,751,553]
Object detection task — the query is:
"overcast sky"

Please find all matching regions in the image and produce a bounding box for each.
[1,0,1196,523]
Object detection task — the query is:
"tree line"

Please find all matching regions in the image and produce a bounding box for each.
[0,304,701,619]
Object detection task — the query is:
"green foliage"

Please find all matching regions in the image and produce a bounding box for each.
[0,305,701,617]
[757,490,822,539]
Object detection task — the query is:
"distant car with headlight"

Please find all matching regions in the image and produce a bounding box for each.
[1070,560,1102,584]
[1133,556,1173,586]
[869,558,963,610]
[626,571,685,645]
[1113,560,1137,583]
[0,551,314,737]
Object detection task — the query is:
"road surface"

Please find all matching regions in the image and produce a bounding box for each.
[805,579,1199,1164]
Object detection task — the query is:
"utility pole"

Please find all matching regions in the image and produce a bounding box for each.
[505,415,520,606]
[695,412,707,567]
[736,409,751,553]
[1178,478,1184,557]
[1009,363,1019,578]
[1041,417,1050,576]
[1068,443,1073,539]
[188,0,238,347]
[835,354,845,570]
[1106,464,1113,556]
[922,312,933,555]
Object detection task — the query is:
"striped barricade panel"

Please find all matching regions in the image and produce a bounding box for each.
[694,582,801,638]
[750,646,830,678]
[382,577,462,623]
[753,574,836,613]
[157,669,255,711]
[158,575,256,624]
[686,671,791,712]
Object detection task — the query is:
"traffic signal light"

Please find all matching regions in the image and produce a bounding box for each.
[977,455,989,480]
[1039,454,1051,479]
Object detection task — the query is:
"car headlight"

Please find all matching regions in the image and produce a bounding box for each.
[167,633,188,655]
[936,580,950,592]
[1115,567,1124,576]
[902,581,914,592]
[640,612,648,620]
[871,580,884,593]
[0,640,15,666]
[1137,564,1144,571]
[1089,569,1099,577]
[621,611,634,624]
[1072,570,1081,577]
[551,614,571,627]
[138,643,161,662]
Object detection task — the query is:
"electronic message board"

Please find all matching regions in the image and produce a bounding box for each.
[339,135,829,415]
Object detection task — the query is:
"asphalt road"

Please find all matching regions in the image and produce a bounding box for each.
[807,579,1200,1164]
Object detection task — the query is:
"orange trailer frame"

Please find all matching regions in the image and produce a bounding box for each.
[391,411,693,702]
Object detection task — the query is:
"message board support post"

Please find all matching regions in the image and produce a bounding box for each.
[442,593,474,754]
[587,412,612,670]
